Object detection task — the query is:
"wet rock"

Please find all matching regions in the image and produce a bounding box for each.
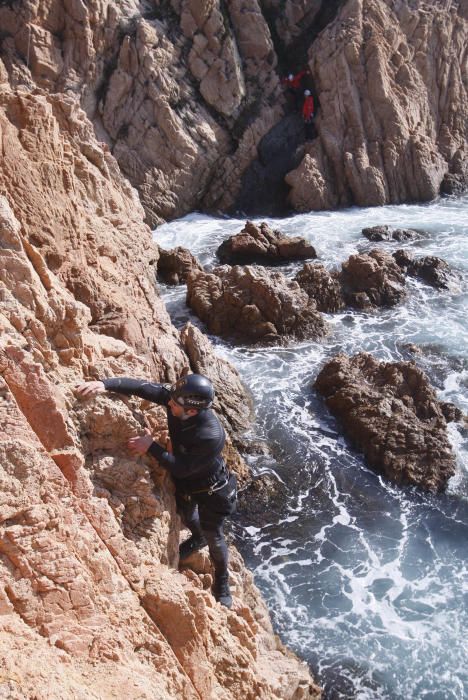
[217,220,316,265]
[157,246,203,285]
[362,225,420,242]
[440,402,466,424]
[186,265,329,344]
[341,250,406,308]
[393,250,455,289]
[294,262,345,312]
[314,353,457,492]
[440,172,468,196]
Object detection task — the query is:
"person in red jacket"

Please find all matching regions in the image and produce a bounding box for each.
[281,69,310,108]
[302,89,317,140]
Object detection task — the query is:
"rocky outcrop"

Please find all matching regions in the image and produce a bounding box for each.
[217,220,317,265]
[392,250,458,289]
[287,0,468,212]
[157,246,203,285]
[362,225,420,242]
[2,1,465,221]
[186,265,329,344]
[314,353,457,492]
[0,86,320,698]
[341,249,406,308]
[294,262,345,312]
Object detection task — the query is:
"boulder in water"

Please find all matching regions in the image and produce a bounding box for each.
[341,250,406,308]
[294,262,345,312]
[157,246,203,285]
[393,250,456,290]
[217,220,316,265]
[362,225,420,242]
[314,353,457,492]
[186,265,329,344]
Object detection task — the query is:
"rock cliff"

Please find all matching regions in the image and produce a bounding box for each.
[1,0,465,222]
[0,83,320,697]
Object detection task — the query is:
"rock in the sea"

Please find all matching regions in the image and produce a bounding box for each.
[186,265,329,344]
[341,250,406,308]
[157,246,203,285]
[393,250,456,289]
[362,225,420,242]
[294,262,345,312]
[217,220,316,265]
[314,353,457,492]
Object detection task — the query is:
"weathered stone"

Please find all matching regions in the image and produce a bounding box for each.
[186,264,329,344]
[294,262,345,312]
[315,353,457,492]
[362,225,420,242]
[157,246,203,285]
[393,250,457,289]
[341,249,406,308]
[217,220,316,264]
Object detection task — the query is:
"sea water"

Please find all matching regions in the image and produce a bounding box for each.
[154,195,468,700]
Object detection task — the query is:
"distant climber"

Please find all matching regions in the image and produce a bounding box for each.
[76,373,237,608]
[281,68,310,109]
[302,89,317,140]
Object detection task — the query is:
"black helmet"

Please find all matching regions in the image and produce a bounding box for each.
[170,374,214,409]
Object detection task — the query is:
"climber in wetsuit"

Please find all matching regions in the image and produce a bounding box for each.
[76,374,237,608]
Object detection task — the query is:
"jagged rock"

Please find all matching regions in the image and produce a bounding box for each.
[179,321,253,437]
[0,84,320,698]
[287,1,468,212]
[186,265,329,344]
[217,220,316,265]
[440,401,466,424]
[362,225,420,242]
[393,250,455,289]
[157,246,203,285]
[341,250,406,308]
[314,353,457,492]
[294,262,345,312]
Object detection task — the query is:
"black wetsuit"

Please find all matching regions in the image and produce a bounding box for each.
[103,378,236,575]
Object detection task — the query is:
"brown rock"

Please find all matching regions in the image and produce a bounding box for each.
[157,246,203,285]
[287,1,468,212]
[295,262,345,312]
[341,249,406,308]
[393,250,457,290]
[186,265,329,344]
[217,220,317,264]
[362,225,420,242]
[314,353,457,492]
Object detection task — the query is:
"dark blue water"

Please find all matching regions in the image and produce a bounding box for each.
[155,195,468,699]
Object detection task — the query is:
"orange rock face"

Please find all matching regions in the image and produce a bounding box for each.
[0,83,320,697]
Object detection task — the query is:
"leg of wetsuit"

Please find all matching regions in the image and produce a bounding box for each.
[175,492,204,539]
[200,516,228,576]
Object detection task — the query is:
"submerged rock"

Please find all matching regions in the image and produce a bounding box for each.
[393,250,456,289]
[362,225,420,242]
[217,220,316,265]
[186,264,329,344]
[314,353,457,492]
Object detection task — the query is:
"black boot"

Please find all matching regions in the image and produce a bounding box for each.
[179,535,207,561]
[213,571,232,608]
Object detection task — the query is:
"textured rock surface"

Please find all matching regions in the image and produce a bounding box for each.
[186,265,329,344]
[1,1,465,221]
[362,225,420,242]
[287,0,468,212]
[0,86,320,698]
[217,220,317,264]
[157,246,204,285]
[294,262,345,312]
[341,249,407,308]
[393,249,458,289]
[314,353,457,492]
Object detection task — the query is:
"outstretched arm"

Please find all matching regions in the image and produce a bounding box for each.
[76,378,170,405]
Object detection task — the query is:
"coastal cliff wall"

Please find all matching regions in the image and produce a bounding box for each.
[0,0,466,222]
[0,79,320,697]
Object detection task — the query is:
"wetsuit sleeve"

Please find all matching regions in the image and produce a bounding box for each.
[147,428,225,479]
[103,378,170,405]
